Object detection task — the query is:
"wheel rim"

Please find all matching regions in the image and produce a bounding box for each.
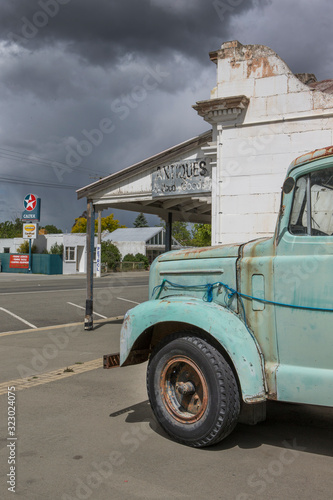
[160,355,208,423]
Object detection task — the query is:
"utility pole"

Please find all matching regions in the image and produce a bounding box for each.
[85,200,95,330]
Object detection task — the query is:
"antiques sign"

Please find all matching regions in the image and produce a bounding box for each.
[152,159,212,198]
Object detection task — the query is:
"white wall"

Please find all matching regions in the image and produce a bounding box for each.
[113,241,146,259]
[207,41,333,245]
[0,234,64,254]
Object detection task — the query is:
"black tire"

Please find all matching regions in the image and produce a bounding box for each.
[147,333,240,447]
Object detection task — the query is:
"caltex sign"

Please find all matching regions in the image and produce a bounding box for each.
[22,194,41,221]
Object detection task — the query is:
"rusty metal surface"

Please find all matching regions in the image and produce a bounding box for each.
[105,349,150,368]
[157,243,240,261]
[288,146,333,172]
[237,237,277,398]
[160,355,208,423]
[122,349,151,366]
[103,353,120,369]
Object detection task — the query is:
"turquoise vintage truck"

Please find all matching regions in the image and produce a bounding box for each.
[105,146,333,447]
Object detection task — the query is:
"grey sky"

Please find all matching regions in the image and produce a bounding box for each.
[0,0,331,231]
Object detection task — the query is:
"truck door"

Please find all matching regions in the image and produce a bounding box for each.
[274,165,333,406]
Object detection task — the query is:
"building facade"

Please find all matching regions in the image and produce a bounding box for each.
[77,41,333,246]
[104,227,182,263]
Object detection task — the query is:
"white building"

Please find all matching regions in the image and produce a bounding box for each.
[77,40,333,245]
[0,227,180,273]
[104,227,182,263]
[0,233,94,274]
[0,233,63,254]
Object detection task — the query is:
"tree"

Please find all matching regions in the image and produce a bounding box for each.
[71,217,88,233]
[40,224,63,234]
[191,224,212,247]
[50,243,63,255]
[17,241,37,254]
[71,213,125,233]
[171,221,192,246]
[133,213,148,228]
[157,219,192,246]
[101,241,121,271]
[0,218,23,238]
[122,253,136,262]
[99,214,125,233]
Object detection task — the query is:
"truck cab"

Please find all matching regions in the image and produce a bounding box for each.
[111,146,333,447]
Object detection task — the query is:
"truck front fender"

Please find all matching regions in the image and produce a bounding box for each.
[120,297,266,403]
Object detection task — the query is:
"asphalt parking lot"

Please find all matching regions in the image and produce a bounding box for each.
[0,272,149,332]
[0,272,332,499]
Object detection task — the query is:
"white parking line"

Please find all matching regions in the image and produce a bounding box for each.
[67,302,107,319]
[117,297,140,305]
[0,307,37,329]
[0,285,149,296]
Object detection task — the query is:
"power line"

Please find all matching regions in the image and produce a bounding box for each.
[0,146,107,176]
[0,175,78,190]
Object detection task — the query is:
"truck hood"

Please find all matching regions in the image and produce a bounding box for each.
[157,243,241,261]
[149,243,241,311]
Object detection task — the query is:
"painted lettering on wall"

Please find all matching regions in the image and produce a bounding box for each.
[152,159,212,197]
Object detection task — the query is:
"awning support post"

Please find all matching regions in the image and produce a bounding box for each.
[96,210,102,278]
[85,199,95,330]
[97,210,102,245]
[165,212,172,252]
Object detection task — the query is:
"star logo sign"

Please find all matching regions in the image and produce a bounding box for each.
[24,194,37,211]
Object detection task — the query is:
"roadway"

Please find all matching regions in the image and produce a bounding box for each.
[0,272,149,333]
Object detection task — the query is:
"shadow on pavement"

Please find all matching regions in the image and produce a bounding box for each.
[93,318,124,330]
[110,400,333,456]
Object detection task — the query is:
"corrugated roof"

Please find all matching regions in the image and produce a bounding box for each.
[103,227,163,243]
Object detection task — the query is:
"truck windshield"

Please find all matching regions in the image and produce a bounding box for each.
[289,166,333,236]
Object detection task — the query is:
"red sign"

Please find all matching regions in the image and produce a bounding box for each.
[24,194,37,211]
[10,255,29,269]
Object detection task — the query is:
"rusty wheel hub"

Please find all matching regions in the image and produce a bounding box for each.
[160,356,208,423]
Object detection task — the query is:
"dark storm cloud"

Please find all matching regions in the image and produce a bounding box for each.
[0,0,331,231]
[2,0,259,65]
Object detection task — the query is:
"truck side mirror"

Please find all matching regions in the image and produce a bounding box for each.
[282,177,295,194]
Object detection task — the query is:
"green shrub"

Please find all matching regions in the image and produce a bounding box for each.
[101,241,121,271]
[134,253,149,269]
[50,243,63,255]
[122,252,149,270]
[17,241,37,254]
[122,253,136,262]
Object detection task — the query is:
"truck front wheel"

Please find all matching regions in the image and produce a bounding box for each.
[147,334,240,447]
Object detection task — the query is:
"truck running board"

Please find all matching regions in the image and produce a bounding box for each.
[103,353,120,369]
